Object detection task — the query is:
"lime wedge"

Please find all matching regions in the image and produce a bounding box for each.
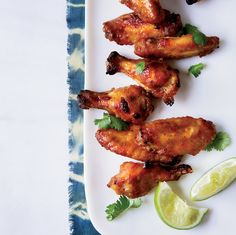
[191,158,236,201]
[154,182,208,230]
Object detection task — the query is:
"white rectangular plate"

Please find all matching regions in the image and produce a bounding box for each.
[84,1,236,234]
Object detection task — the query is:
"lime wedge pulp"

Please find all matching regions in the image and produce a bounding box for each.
[154,182,208,230]
[191,158,236,201]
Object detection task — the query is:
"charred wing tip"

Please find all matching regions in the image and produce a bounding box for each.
[166,12,179,23]
[178,164,193,174]
[176,76,181,88]
[106,51,120,75]
[160,156,182,167]
[103,23,117,43]
[215,36,220,45]
[106,63,119,75]
[107,51,120,61]
[77,91,90,109]
[164,98,175,106]
[186,0,199,5]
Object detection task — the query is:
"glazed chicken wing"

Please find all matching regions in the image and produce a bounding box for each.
[96,117,216,163]
[106,51,180,105]
[108,162,192,198]
[134,34,220,59]
[78,85,154,124]
[119,0,166,24]
[103,12,182,45]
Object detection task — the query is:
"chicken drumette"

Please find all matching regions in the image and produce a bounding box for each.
[106,51,180,105]
[96,116,216,163]
[108,162,192,198]
[78,85,154,124]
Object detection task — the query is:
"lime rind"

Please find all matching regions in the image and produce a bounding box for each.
[154,182,208,230]
[191,158,236,201]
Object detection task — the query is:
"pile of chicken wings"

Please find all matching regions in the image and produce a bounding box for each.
[78,0,219,198]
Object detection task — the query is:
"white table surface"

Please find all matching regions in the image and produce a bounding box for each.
[0,1,69,234]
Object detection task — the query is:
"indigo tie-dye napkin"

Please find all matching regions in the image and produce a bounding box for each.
[67,0,100,234]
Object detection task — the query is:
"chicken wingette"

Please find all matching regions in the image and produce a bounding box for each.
[119,0,166,24]
[106,51,180,105]
[134,34,220,59]
[78,85,154,124]
[96,117,216,163]
[108,162,192,198]
[103,12,182,45]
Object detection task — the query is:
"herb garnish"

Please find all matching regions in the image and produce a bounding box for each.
[106,195,142,221]
[188,63,205,77]
[136,61,146,74]
[205,132,231,152]
[183,24,207,46]
[94,113,129,131]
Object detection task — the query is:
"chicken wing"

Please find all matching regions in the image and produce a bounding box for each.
[106,51,180,105]
[134,34,220,59]
[103,12,182,45]
[78,85,154,124]
[119,0,166,24]
[108,162,192,198]
[96,117,216,163]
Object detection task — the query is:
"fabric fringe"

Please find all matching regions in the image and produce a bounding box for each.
[67,0,100,234]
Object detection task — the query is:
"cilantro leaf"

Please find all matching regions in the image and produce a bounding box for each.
[94,113,129,131]
[205,132,231,152]
[136,61,146,74]
[109,115,129,131]
[183,24,198,34]
[183,24,207,46]
[94,113,111,129]
[105,195,142,221]
[188,63,205,77]
[193,32,207,46]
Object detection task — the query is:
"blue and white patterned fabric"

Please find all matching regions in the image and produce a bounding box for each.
[67,0,100,234]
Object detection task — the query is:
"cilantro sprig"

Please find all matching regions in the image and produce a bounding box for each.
[136,61,146,74]
[205,132,231,152]
[188,63,205,77]
[183,24,207,46]
[94,113,129,131]
[106,195,142,221]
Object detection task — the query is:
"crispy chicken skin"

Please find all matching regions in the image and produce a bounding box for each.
[134,34,220,59]
[119,0,166,24]
[96,117,216,163]
[103,12,182,45]
[78,85,154,124]
[108,162,192,198]
[106,51,180,105]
